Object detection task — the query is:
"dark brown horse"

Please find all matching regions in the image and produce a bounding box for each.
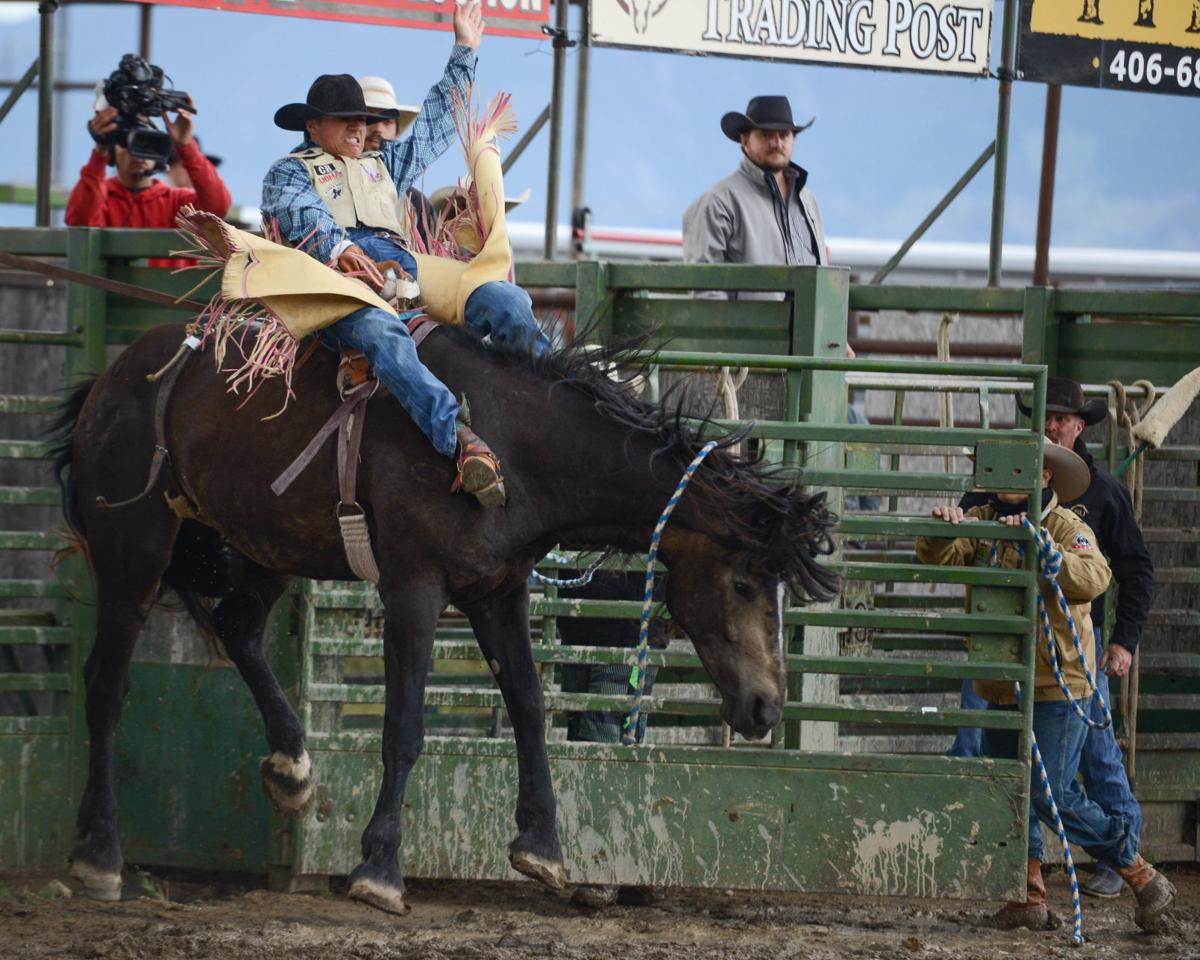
[51,322,838,912]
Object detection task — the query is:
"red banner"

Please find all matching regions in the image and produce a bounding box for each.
[122,0,550,39]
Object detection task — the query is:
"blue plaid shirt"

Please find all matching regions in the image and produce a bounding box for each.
[262,45,476,264]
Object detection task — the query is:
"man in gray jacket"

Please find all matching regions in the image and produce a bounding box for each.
[683,95,827,298]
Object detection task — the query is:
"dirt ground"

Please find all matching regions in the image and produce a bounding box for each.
[0,865,1196,960]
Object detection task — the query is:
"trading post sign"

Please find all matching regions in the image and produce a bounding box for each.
[120,0,549,38]
[1019,0,1200,98]
[588,0,994,76]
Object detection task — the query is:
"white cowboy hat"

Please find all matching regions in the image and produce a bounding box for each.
[429,184,531,215]
[1043,439,1091,503]
[357,76,420,137]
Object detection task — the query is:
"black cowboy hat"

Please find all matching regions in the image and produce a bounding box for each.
[274,74,390,132]
[1016,376,1108,427]
[720,96,815,142]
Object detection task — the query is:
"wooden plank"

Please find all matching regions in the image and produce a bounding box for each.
[0,672,69,691]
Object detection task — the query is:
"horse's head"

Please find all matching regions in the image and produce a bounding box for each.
[661,482,840,740]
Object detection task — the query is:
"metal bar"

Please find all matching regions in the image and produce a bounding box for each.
[642,350,1046,377]
[0,330,81,346]
[139,3,152,60]
[542,0,570,260]
[0,59,39,128]
[569,10,590,261]
[36,2,58,227]
[987,0,1019,286]
[871,141,995,285]
[501,103,550,174]
[1032,84,1062,287]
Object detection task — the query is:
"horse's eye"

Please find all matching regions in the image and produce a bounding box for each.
[732,580,753,599]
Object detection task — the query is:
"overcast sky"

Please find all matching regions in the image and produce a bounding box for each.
[0,1,1197,251]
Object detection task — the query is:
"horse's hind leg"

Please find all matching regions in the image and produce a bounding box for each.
[459,584,567,890]
[211,563,311,816]
[70,510,180,901]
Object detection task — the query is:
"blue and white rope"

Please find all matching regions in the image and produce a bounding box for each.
[621,440,719,745]
[1021,517,1112,731]
[529,550,608,588]
[1018,682,1086,946]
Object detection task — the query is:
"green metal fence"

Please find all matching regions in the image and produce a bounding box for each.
[1,227,1197,892]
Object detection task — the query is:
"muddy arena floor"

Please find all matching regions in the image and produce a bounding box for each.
[0,866,1196,960]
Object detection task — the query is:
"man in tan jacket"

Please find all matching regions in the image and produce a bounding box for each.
[916,441,1175,933]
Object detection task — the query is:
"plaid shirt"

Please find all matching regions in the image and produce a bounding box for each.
[262,45,476,264]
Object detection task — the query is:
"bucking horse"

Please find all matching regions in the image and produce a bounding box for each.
[50,320,839,912]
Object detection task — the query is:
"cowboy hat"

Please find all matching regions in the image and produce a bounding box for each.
[1016,376,1108,427]
[357,76,420,137]
[429,184,531,215]
[1043,439,1091,503]
[274,74,390,132]
[720,95,815,142]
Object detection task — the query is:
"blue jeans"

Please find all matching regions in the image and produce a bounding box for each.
[983,699,1137,868]
[318,307,459,458]
[348,230,550,356]
[1080,633,1142,851]
[946,679,988,758]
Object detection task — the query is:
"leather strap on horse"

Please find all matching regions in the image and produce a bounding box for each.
[95,337,199,511]
[0,250,208,312]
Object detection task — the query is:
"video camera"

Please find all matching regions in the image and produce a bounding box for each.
[99,54,195,165]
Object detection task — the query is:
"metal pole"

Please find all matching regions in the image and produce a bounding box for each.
[543,0,570,260]
[36,1,58,228]
[0,59,39,129]
[987,0,1019,287]
[502,103,550,174]
[569,8,590,260]
[871,140,995,285]
[1032,84,1062,287]
[139,4,153,60]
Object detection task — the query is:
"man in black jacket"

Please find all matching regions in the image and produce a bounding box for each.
[951,377,1154,899]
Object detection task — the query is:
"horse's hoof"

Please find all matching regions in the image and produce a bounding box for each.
[348,876,410,915]
[260,750,314,818]
[509,848,568,890]
[69,861,122,902]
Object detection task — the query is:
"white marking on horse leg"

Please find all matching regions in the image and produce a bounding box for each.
[69,860,122,902]
[348,876,409,915]
[267,749,311,783]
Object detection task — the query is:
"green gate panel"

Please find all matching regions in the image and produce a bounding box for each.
[0,733,72,867]
[113,664,270,872]
[291,741,1025,900]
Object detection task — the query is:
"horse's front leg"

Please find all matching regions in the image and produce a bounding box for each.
[346,577,444,915]
[459,583,567,890]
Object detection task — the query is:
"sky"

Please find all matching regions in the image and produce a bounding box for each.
[0,0,1198,252]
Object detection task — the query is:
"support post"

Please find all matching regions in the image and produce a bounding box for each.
[786,266,849,752]
[36,1,59,227]
[1032,84,1062,287]
[502,103,550,174]
[0,59,39,129]
[569,9,590,260]
[139,3,153,60]
[543,0,571,261]
[987,0,1019,287]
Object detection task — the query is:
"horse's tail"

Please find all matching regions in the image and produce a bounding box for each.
[45,377,98,540]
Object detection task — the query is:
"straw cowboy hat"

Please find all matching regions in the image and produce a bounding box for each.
[720,95,815,142]
[274,74,390,132]
[357,76,420,137]
[1043,439,1091,503]
[1017,376,1108,427]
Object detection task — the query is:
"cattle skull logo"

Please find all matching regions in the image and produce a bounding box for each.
[616,0,672,34]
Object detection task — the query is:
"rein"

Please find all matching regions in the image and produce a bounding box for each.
[621,440,719,746]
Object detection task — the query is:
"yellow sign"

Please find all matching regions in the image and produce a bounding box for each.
[1030,0,1200,50]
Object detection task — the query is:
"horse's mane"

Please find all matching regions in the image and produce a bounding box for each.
[443,327,840,603]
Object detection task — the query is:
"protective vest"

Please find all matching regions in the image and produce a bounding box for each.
[292,146,404,236]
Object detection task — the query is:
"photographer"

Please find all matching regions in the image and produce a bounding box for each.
[65,69,230,232]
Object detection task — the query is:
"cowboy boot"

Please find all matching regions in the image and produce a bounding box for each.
[990,858,1049,930]
[452,423,506,508]
[1117,855,1176,933]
